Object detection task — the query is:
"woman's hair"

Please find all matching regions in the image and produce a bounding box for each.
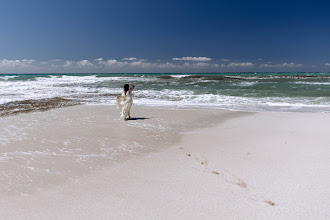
[124,84,130,95]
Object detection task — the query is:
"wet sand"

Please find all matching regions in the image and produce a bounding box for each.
[0,105,329,219]
[0,97,80,117]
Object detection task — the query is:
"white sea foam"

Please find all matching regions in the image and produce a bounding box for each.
[129,93,330,113]
[0,75,18,80]
[0,75,122,104]
[232,81,259,87]
[294,81,330,85]
[93,86,330,112]
[170,74,188,78]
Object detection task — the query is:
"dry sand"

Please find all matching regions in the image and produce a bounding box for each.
[0,105,329,219]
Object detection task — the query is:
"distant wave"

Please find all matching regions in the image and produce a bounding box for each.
[0,75,19,80]
[294,81,330,85]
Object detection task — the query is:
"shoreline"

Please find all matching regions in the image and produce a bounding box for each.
[1,105,329,218]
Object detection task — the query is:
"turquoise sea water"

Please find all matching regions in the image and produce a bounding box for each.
[0,72,330,112]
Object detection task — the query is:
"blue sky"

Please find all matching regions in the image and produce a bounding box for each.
[1,0,330,73]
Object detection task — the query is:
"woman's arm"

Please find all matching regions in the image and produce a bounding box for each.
[128,83,135,91]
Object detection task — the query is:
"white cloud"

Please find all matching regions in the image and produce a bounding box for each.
[0,57,312,73]
[189,62,208,67]
[76,60,93,67]
[260,63,279,68]
[0,59,28,67]
[21,59,35,64]
[157,62,178,68]
[325,63,330,66]
[99,59,162,70]
[99,59,121,65]
[0,59,40,73]
[97,58,220,71]
[63,61,73,67]
[260,62,303,68]
[282,62,303,67]
[172,56,212,61]
[227,62,254,67]
[130,61,145,66]
[183,62,219,68]
[123,57,137,61]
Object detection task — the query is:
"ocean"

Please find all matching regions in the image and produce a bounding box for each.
[1,72,330,115]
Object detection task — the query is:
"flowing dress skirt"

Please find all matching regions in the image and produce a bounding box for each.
[116,92,133,119]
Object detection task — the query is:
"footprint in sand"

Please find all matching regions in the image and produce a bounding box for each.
[194,157,208,166]
[185,152,275,206]
[264,200,276,206]
[237,179,248,188]
[186,153,220,175]
[200,160,208,165]
[185,153,248,190]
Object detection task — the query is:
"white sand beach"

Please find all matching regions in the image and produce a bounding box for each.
[0,105,329,219]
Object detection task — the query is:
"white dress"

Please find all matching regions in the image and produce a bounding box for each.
[116,90,133,119]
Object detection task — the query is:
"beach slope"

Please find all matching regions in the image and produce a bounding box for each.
[0,106,329,219]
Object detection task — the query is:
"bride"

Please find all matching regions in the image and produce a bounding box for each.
[116,83,135,120]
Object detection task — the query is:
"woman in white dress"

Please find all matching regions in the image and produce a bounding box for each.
[116,83,135,120]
